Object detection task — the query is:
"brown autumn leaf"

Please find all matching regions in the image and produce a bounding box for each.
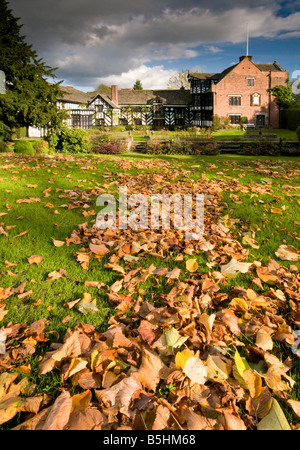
[41,391,73,430]
[223,412,247,430]
[28,255,43,265]
[255,328,273,351]
[152,405,172,430]
[16,198,40,204]
[95,373,142,418]
[89,242,109,255]
[138,348,170,391]
[46,268,66,281]
[287,399,300,418]
[13,230,29,238]
[138,320,157,345]
[4,261,17,267]
[275,245,300,262]
[17,290,33,299]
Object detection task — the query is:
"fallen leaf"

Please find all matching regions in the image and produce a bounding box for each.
[257,398,291,430]
[275,245,300,262]
[28,255,43,265]
[186,258,198,272]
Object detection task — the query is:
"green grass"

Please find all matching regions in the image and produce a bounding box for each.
[0,151,300,428]
[1,152,299,330]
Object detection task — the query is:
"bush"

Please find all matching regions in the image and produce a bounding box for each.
[284,109,300,130]
[280,142,300,156]
[296,126,300,142]
[91,141,125,154]
[33,140,50,154]
[14,140,35,154]
[202,142,220,155]
[212,115,230,131]
[240,139,280,156]
[0,141,9,152]
[146,140,167,154]
[11,127,27,139]
[47,128,92,153]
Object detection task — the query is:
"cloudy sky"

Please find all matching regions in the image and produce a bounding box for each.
[7,0,300,91]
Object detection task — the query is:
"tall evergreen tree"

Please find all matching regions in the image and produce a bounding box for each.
[133,80,143,90]
[0,0,66,139]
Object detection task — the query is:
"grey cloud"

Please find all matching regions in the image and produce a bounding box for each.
[6,0,299,88]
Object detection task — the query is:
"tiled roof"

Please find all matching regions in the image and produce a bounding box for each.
[117,89,192,106]
[57,85,91,104]
[188,73,221,80]
[255,62,285,72]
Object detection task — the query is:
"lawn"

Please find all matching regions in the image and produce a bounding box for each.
[87,128,297,141]
[0,151,299,430]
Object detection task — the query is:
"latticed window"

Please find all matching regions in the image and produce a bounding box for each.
[229,96,241,106]
[229,115,241,124]
[247,78,255,86]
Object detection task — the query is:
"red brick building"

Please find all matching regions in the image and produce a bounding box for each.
[188,55,289,128]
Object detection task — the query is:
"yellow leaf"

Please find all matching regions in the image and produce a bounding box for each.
[186,259,198,272]
[52,239,65,247]
[229,297,248,311]
[243,369,262,398]
[175,349,194,370]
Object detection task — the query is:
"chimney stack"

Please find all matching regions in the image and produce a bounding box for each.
[111,85,118,106]
[239,55,252,62]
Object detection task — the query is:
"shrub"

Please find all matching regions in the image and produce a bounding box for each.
[0,141,9,152]
[14,140,35,154]
[284,109,300,130]
[90,133,128,154]
[212,115,230,131]
[34,140,50,154]
[202,142,220,155]
[280,142,300,156]
[296,126,300,142]
[92,141,124,154]
[240,140,280,156]
[47,128,92,153]
[146,140,167,154]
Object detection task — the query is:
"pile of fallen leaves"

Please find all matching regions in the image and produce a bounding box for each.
[0,158,300,430]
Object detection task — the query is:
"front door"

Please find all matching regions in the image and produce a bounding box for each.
[153,119,165,130]
[256,115,265,127]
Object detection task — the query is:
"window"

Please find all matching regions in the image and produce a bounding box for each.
[119,118,128,125]
[247,78,255,86]
[229,115,241,125]
[229,96,241,106]
[95,105,103,113]
[95,118,104,126]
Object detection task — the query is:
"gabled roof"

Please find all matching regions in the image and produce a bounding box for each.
[57,85,91,104]
[88,93,119,109]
